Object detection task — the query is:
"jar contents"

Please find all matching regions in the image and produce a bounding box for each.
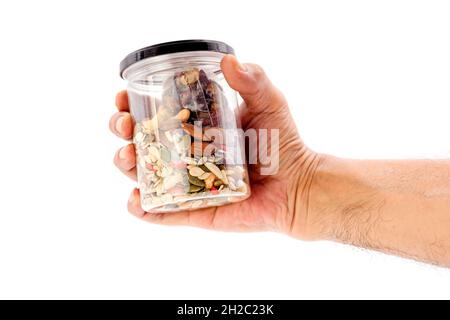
[133,68,250,212]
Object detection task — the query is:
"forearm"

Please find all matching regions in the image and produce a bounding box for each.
[301,156,450,266]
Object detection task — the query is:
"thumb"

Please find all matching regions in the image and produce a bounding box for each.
[220,54,286,112]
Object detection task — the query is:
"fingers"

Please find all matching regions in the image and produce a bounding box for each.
[221,55,287,114]
[128,189,145,217]
[114,144,137,181]
[115,90,129,111]
[109,112,133,140]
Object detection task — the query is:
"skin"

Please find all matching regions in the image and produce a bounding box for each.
[111,55,450,267]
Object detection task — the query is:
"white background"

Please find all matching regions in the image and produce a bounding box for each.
[0,0,450,299]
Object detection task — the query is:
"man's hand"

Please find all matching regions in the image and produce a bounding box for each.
[109,55,320,238]
[110,55,450,267]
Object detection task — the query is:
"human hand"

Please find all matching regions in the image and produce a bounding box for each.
[110,55,321,239]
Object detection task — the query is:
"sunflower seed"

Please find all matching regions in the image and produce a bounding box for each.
[204,162,224,180]
[199,172,212,180]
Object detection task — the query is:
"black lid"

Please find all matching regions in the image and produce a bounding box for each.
[120,39,235,78]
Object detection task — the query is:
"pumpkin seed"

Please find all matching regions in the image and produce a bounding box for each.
[189,184,204,193]
[160,147,171,162]
[188,174,205,187]
[189,166,204,177]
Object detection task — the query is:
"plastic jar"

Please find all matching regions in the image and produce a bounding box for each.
[120,40,251,212]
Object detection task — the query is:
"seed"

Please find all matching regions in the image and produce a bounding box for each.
[237,183,248,194]
[156,183,164,195]
[142,118,156,131]
[220,170,229,185]
[204,162,224,180]
[197,156,208,166]
[236,179,245,188]
[228,180,237,191]
[149,146,160,161]
[182,156,197,165]
[176,109,191,122]
[188,174,205,187]
[189,185,204,193]
[199,172,212,180]
[160,147,171,162]
[205,174,215,189]
[189,166,204,177]
[161,166,173,178]
[134,132,144,143]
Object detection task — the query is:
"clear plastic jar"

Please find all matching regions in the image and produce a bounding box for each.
[120,40,251,212]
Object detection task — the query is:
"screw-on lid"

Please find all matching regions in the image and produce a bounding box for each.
[120,39,235,78]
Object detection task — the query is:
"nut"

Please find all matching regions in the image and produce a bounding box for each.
[176,108,191,122]
[178,68,200,86]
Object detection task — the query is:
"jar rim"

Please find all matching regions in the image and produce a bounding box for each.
[120,39,235,78]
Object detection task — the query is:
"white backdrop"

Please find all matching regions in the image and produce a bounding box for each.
[1,0,450,299]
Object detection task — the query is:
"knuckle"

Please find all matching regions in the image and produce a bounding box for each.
[249,63,266,80]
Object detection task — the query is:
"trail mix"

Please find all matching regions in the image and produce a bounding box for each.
[133,68,249,212]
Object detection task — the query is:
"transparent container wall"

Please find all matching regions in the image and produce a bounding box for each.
[125,52,251,212]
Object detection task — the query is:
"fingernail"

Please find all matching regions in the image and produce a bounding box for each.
[115,116,124,134]
[119,146,128,160]
[128,191,135,205]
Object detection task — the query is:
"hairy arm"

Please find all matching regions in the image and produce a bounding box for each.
[295,156,450,266]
